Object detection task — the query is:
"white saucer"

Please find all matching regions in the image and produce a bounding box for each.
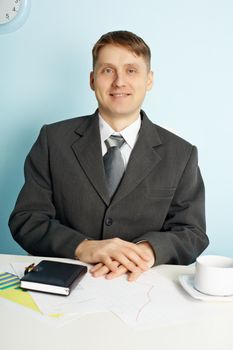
[179,274,233,301]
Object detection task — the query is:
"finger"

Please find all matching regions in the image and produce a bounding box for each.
[123,241,152,261]
[92,260,120,277]
[111,252,140,273]
[127,267,143,282]
[111,247,150,273]
[136,242,155,266]
[90,263,104,273]
[110,238,151,262]
[122,249,150,271]
[105,265,128,280]
[102,256,119,272]
[91,264,110,277]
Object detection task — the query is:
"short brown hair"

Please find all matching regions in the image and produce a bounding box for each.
[92,30,151,70]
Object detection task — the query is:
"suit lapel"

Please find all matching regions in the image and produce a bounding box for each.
[71,111,162,206]
[71,112,110,206]
[112,112,162,204]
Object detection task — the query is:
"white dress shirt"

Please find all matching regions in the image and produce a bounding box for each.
[98,114,141,169]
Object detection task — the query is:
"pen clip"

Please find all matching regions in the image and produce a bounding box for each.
[24,263,36,275]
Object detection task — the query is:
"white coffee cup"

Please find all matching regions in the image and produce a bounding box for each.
[194,255,233,296]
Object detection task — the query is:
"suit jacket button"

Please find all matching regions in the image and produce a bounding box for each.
[105,218,113,226]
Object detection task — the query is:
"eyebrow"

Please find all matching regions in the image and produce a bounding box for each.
[97,63,140,69]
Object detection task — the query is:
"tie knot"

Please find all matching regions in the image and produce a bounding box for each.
[105,135,125,149]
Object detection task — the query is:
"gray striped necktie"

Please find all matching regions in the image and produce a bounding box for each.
[103,135,125,198]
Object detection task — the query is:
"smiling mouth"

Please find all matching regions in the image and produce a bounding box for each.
[109,93,131,97]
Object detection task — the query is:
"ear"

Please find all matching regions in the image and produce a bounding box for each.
[146,71,154,91]
[90,71,95,91]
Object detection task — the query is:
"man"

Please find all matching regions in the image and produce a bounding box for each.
[9,31,209,281]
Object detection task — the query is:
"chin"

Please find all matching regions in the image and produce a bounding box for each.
[109,107,136,117]
[111,112,134,119]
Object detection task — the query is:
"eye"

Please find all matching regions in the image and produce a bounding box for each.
[103,67,114,74]
[127,68,137,74]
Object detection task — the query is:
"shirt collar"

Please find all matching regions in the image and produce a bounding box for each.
[98,114,141,149]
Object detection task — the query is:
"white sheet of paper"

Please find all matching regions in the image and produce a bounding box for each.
[6,262,232,329]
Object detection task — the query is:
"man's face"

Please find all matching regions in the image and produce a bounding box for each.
[90,44,153,123]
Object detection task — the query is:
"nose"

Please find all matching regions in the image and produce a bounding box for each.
[112,70,126,87]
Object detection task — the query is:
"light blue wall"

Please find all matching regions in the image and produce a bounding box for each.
[0,0,232,256]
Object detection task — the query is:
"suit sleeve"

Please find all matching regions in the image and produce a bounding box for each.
[8,125,88,258]
[132,146,209,266]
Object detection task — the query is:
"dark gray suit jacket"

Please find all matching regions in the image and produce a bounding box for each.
[9,110,209,265]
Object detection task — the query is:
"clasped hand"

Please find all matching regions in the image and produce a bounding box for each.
[75,238,155,281]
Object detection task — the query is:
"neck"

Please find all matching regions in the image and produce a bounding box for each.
[99,111,140,132]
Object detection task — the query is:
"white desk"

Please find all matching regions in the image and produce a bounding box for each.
[1,254,233,350]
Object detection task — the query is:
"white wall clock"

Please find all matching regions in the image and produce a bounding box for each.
[0,0,31,34]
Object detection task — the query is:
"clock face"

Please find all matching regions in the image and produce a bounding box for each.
[0,0,22,24]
